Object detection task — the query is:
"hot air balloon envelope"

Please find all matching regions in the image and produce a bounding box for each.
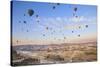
[28,9,34,16]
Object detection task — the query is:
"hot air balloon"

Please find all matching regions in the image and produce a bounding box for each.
[57,3,60,5]
[37,20,40,23]
[73,7,78,17]
[43,34,45,36]
[26,30,29,32]
[27,9,34,16]
[36,15,39,18]
[23,21,27,24]
[53,6,56,9]
[78,34,80,37]
[16,40,19,44]
[24,14,25,16]
[85,25,88,28]
[72,31,74,33]
[53,30,55,33]
[74,7,77,12]
[64,37,66,39]
[79,26,81,29]
[46,27,49,30]
[19,21,21,23]
[75,16,78,18]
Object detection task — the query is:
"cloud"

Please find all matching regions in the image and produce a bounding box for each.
[40,16,97,24]
[69,16,85,22]
[36,16,97,30]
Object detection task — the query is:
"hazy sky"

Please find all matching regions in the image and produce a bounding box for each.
[12,1,97,45]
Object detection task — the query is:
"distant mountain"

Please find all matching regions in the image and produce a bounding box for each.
[12,42,97,51]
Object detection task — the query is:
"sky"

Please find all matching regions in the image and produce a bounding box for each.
[12,1,97,45]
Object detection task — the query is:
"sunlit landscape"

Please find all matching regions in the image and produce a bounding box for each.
[11,1,97,66]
